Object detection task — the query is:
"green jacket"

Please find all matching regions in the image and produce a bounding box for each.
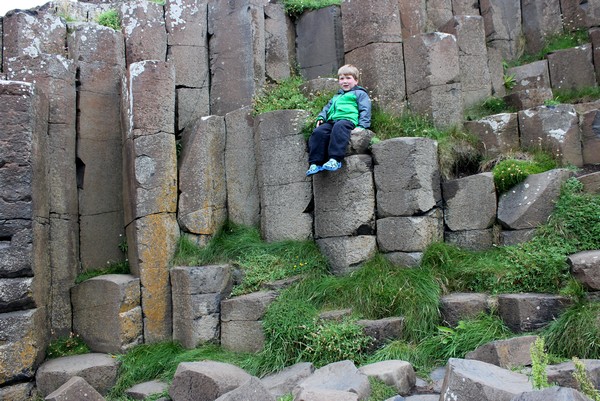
[317,86,372,128]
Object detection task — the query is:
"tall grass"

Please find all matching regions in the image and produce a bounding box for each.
[544,301,600,359]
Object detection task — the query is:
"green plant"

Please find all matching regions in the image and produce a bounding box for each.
[280,0,341,15]
[118,234,128,253]
[46,333,90,359]
[543,98,561,107]
[277,395,294,401]
[97,9,121,31]
[491,151,557,193]
[75,260,130,284]
[530,337,551,389]
[572,357,600,401]
[367,377,398,400]
[544,301,600,359]
[507,29,589,68]
[553,86,600,104]
[503,73,516,90]
[464,96,515,121]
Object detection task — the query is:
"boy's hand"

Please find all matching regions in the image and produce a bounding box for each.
[316,120,323,127]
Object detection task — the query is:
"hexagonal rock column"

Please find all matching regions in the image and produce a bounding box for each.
[521,0,563,54]
[71,274,142,354]
[166,0,210,132]
[465,336,538,369]
[425,0,453,31]
[123,60,180,342]
[220,290,277,353]
[208,0,266,115]
[547,44,597,92]
[497,293,572,333]
[561,0,600,31]
[68,23,126,272]
[377,209,444,253]
[503,61,553,110]
[255,110,313,242]
[463,113,520,158]
[265,2,296,83]
[342,0,405,114]
[295,6,343,80]
[574,101,600,165]
[480,0,523,61]
[398,0,426,40]
[0,81,49,385]
[440,15,492,108]
[404,32,463,128]
[518,105,583,167]
[121,0,167,66]
[170,265,233,349]
[568,250,600,291]
[440,293,489,327]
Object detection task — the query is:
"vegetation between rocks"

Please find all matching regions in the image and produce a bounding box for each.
[97,9,121,31]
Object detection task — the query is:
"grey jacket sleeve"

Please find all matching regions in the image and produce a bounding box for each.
[356,90,372,129]
[317,98,333,121]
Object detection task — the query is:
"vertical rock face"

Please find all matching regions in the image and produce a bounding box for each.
[464,113,520,157]
[265,2,295,83]
[576,104,600,165]
[295,6,343,80]
[561,0,600,31]
[255,110,313,242]
[443,172,497,231]
[69,23,126,272]
[178,115,227,236]
[521,0,562,54]
[426,0,453,30]
[480,0,523,61]
[0,81,49,385]
[208,0,265,115]
[399,0,427,39]
[121,0,167,65]
[547,44,597,92]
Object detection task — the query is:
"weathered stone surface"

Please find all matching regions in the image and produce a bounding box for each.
[165,0,207,46]
[127,213,179,342]
[225,107,260,227]
[208,0,265,114]
[299,78,340,97]
[377,210,444,252]
[504,87,554,111]
[121,0,167,65]
[346,42,406,114]
[497,293,571,333]
[440,293,489,327]
[487,44,507,97]
[265,3,295,82]
[359,360,415,395]
[316,236,377,276]
[255,110,313,242]
[319,309,353,322]
[384,252,423,268]
[500,229,537,246]
[411,82,464,128]
[221,291,276,321]
[577,107,600,165]
[464,113,520,157]
[465,335,538,368]
[546,359,600,389]
[294,360,370,400]
[439,358,533,401]
[178,115,227,235]
[521,0,563,54]
[214,376,276,401]
[578,172,600,194]
[313,155,375,238]
[560,0,600,31]
[426,0,453,30]
[0,308,47,384]
[347,128,375,155]
[295,389,360,401]
[547,45,597,92]
[169,361,252,401]
[167,44,209,92]
[356,317,404,349]
[126,380,169,400]
[177,87,210,132]
[510,386,595,401]
[504,60,552,110]
[261,362,315,398]
[171,265,232,295]
[443,173,496,231]
[497,169,573,230]
[341,0,402,53]
[480,0,523,60]
[71,274,142,354]
[440,15,491,107]
[295,6,343,80]
[221,320,265,353]
[0,277,33,312]
[398,0,426,39]
[568,250,600,291]
[36,353,120,396]
[45,376,105,401]
[452,0,480,15]
[445,228,496,251]
[372,137,441,217]
[0,382,34,401]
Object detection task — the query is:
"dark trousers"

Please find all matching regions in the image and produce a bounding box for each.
[307,119,355,165]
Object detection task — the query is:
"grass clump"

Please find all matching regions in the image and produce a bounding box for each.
[509,29,589,67]
[464,97,516,121]
[553,86,600,104]
[544,301,600,360]
[97,9,121,31]
[46,333,90,359]
[530,337,551,389]
[489,151,557,193]
[75,260,130,284]
[368,377,398,400]
[280,0,341,15]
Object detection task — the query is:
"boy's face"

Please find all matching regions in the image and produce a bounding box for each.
[338,74,358,91]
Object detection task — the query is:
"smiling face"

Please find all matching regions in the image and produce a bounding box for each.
[338,74,359,92]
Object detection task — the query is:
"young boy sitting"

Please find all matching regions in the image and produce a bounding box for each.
[306,64,372,176]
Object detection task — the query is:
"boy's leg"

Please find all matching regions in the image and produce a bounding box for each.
[327,119,355,162]
[308,122,333,165]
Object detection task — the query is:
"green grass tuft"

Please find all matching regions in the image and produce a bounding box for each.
[97,9,121,31]
[544,301,600,360]
[464,97,516,121]
[280,0,341,15]
[46,333,90,359]
[508,29,589,68]
[75,261,130,284]
[491,152,557,193]
[553,86,600,104]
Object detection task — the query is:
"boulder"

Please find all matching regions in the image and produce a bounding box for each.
[568,250,600,290]
[443,173,496,231]
[440,293,489,327]
[510,386,595,401]
[497,293,571,333]
[377,210,444,253]
[0,382,34,401]
[464,113,520,157]
[125,380,169,400]
[44,376,105,401]
[356,317,404,349]
[293,360,370,401]
[0,277,34,313]
[347,128,375,155]
[439,358,533,401]
[316,236,377,276]
[465,335,538,368]
[358,360,416,395]
[546,359,600,389]
[261,362,315,399]
[578,172,600,194]
[548,44,597,92]
[214,376,275,401]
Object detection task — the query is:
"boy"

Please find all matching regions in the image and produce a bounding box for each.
[306,64,372,176]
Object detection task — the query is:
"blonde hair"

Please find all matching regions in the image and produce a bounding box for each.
[338,64,360,80]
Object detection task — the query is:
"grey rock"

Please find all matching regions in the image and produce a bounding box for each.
[45,376,105,401]
[577,107,600,165]
[440,293,489,327]
[348,128,375,155]
[261,362,315,398]
[548,44,597,92]
[464,113,520,157]
[294,388,360,401]
[71,274,142,354]
[410,82,464,129]
[444,228,496,251]
[521,0,563,54]
[356,317,404,349]
[568,250,600,290]
[439,358,533,401]
[546,359,600,389]
[504,87,554,111]
[2,9,66,60]
[500,229,537,246]
[177,87,210,132]
[405,395,438,401]
[398,0,427,40]
[510,386,594,401]
[377,210,444,253]
[452,0,480,15]
[578,171,600,194]
[426,0,453,31]
[480,0,523,60]
[0,381,34,401]
[497,293,571,333]
[506,61,551,93]
[497,169,573,230]
[126,380,169,400]
[298,78,339,97]
[121,0,167,65]
[561,0,600,30]
[265,3,295,83]
[0,277,34,312]
[221,291,277,321]
[294,360,370,400]
[383,252,423,268]
[36,353,120,396]
[215,376,275,401]
[165,0,208,47]
[171,265,232,296]
[316,236,377,276]
[465,335,538,368]
[359,360,415,395]
[341,0,402,53]
[443,173,496,231]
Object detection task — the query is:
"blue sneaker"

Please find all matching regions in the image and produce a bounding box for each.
[306,164,322,176]
[322,158,342,171]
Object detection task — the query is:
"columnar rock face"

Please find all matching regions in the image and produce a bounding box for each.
[71,274,142,354]
[178,115,227,237]
[547,44,597,92]
[463,113,520,157]
[452,0,481,15]
[255,110,313,242]
[124,60,179,342]
[568,250,600,290]
[68,23,126,272]
[575,101,600,164]
[498,293,571,332]
[208,0,266,115]
[121,0,167,65]
[295,6,343,80]
[443,173,496,231]
[225,107,260,227]
[480,0,523,60]
[404,32,462,127]
[504,60,553,110]
[521,0,563,54]
[561,0,600,30]
[398,0,427,39]
[377,210,444,252]
[343,0,405,114]
[166,0,210,132]
[264,2,295,83]
[440,15,491,108]
[0,81,49,385]
[426,0,453,31]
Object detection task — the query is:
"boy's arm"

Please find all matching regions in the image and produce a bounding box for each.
[317,98,333,122]
[356,91,372,129]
